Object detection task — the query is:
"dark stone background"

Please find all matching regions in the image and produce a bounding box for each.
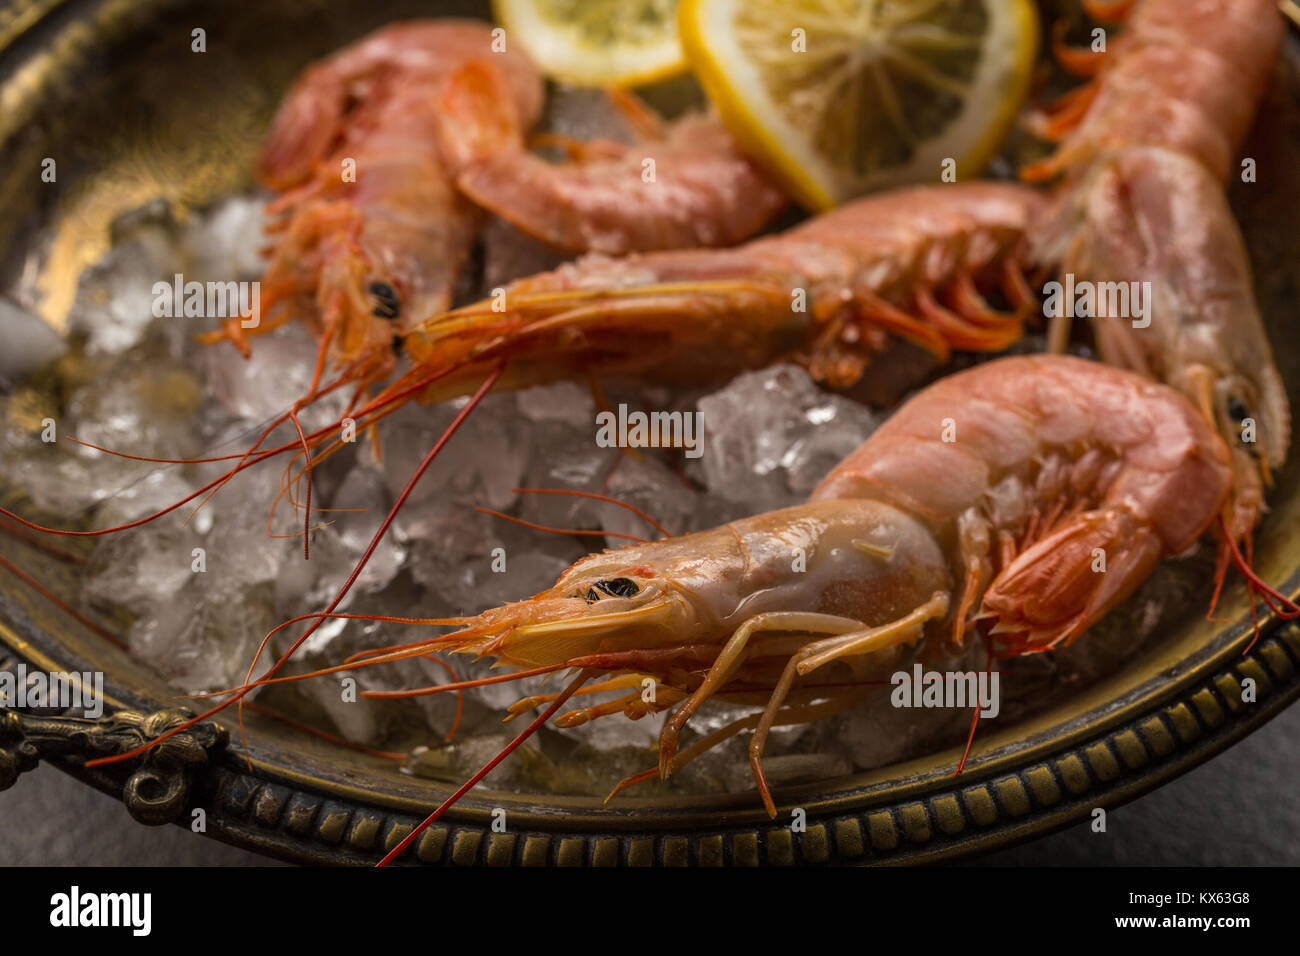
[2,702,1296,866]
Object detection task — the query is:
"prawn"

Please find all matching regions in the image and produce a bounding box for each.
[92,355,1233,862]
[405,181,1047,400]
[1022,0,1291,599]
[186,20,542,552]
[199,20,545,397]
[1035,147,1290,582]
[455,89,791,255]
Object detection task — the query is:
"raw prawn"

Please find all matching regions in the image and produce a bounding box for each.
[0,182,1046,552]
[103,355,1233,863]
[1023,0,1290,585]
[200,20,545,395]
[187,20,542,553]
[405,181,1047,400]
[1035,147,1290,569]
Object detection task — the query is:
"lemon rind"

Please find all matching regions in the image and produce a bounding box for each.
[495,0,690,88]
[680,0,1040,210]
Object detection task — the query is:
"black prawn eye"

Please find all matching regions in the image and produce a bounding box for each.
[369,281,400,320]
[1227,396,1250,423]
[583,577,640,603]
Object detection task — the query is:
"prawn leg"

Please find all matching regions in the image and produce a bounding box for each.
[658,611,865,778]
[555,686,684,728]
[606,694,872,804]
[749,592,952,817]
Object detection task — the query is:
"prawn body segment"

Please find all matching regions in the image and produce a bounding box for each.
[813,355,1232,651]
[456,107,791,255]
[1025,0,1283,184]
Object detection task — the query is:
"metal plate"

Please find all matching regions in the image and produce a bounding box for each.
[1,0,1299,865]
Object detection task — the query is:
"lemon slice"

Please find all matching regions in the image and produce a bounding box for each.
[680,0,1039,209]
[493,0,688,87]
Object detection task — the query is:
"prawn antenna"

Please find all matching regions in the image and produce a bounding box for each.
[0,553,125,649]
[375,670,590,866]
[473,507,650,544]
[512,487,672,538]
[1217,517,1300,655]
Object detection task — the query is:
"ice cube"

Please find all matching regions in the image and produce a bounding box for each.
[514,381,595,424]
[67,349,205,459]
[409,506,575,616]
[329,465,406,594]
[829,694,972,772]
[128,577,278,695]
[202,322,345,430]
[272,522,358,616]
[697,364,880,510]
[516,420,616,530]
[67,218,185,356]
[366,394,527,542]
[83,517,198,615]
[785,397,879,496]
[183,195,267,281]
[598,452,693,546]
[0,347,207,520]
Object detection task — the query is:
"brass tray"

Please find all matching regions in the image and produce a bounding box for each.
[1,0,1299,866]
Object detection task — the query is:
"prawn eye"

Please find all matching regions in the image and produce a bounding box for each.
[1227,396,1250,424]
[583,577,640,602]
[369,281,400,320]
